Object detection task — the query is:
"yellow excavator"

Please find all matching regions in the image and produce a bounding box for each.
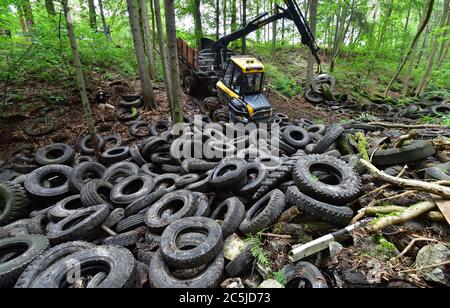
[178,0,333,123]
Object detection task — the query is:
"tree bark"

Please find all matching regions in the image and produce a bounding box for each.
[215,0,220,41]
[17,6,28,35]
[192,0,203,48]
[399,5,412,62]
[88,0,97,30]
[330,2,342,73]
[153,0,173,117]
[384,0,435,97]
[98,0,111,41]
[126,0,156,110]
[231,0,238,32]
[223,0,227,36]
[61,0,100,160]
[271,0,277,58]
[416,0,449,95]
[23,0,34,32]
[164,0,184,123]
[242,0,247,54]
[306,0,318,85]
[140,0,156,80]
[436,14,450,68]
[45,0,56,16]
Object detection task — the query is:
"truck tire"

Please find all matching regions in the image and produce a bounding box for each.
[210,197,245,239]
[35,143,75,166]
[372,140,436,167]
[0,182,29,226]
[284,262,328,288]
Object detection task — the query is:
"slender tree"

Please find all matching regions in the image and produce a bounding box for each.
[223,0,227,36]
[164,0,184,123]
[306,0,318,85]
[45,0,56,16]
[385,0,435,96]
[242,0,247,53]
[23,0,34,32]
[215,0,220,40]
[61,0,100,160]
[88,0,97,29]
[126,0,157,109]
[98,0,111,41]
[231,0,237,32]
[192,0,203,48]
[140,0,156,79]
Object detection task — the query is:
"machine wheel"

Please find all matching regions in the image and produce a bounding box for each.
[204,97,221,111]
[184,76,200,96]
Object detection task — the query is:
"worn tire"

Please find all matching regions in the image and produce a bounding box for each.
[80,179,114,208]
[282,126,311,149]
[424,163,450,181]
[103,162,140,185]
[210,158,247,190]
[286,186,353,225]
[101,146,131,164]
[115,213,145,233]
[237,162,268,196]
[284,262,328,288]
[372,140,436,167]
[80,134,105,155]
[0,235,49,288]
[35,143,75,166]
[24,165,73,200]
[110,175,154,205]
[69,162,106,192]
[312,125,345,154]
[23,117,55,137]
[124,189,166,217]
[210,197,245,239]
[225,246,254,277]
[239,189,286,235]
[48,194,86,222]
[0,182,29,226]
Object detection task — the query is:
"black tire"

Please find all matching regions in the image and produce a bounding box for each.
[47,204,110,245]
[306,124,327,135]
[293,154,362,204]
[103,134,123,149]
[372,140,436,167]
[101,146,131,164]
[239,189,286,235]
[175,174,200,188]
[129,145,147,166]
[210,158,248,190]
[24,165,73,200]
[237,162,268,196]
[153,173,178,193]
[181,158,218,173]
[15,241,93,288]
[29,246,136,288]
[312,125,345,154]
[432,104,450,116]
[424,163,450,181]
[286,186,353,225]
[183,76,200,96]
[130,121,151,137]
[103,208,125,229]
[0,182,29,226]
[103,228,143,247]
[103,162,140,185]
[125,189,165,217]
[144,190,197,233]
[120,96,142,108]
[160,217,223,269]
[27,215,47,235]
[193,192,211,217]
[185,171,213,193]
[23,117,55,137]
[73,156,93,165]
[282,126,311,149]
[80,179,114,208]
[0,235,49,288]
[210,197,245,239]
[118,107,139,122]
[305,89,324,104]
[284,262,328,288]
[48,194,86,222]
[69,162,106,192]
[149,120,172,137]
[34,143,75,166]
[110,175,154,205]
[80,134,105,155]
[225,246,254,277]
[141,137,167,158]
[151,152,175,165]
[149,249,224,288]
[115,213,145,233]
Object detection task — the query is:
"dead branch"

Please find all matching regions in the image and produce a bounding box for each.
[276,206,300,223]
[101,225,117,236]
[369,201,436,232]
[360,159,450,199]
[399,260,450,274]
[368,122,447,129]
[394,131,418,148]
[351,205,408,225]
[425,211,447,222]
[261,233,292,240]
[394,238,440,263]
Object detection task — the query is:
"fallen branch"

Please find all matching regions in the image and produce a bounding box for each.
[368,122,447,129]
[369,201,436,232]
[395,131,418,148]
[261,233,291,240]
[276,206,300,223]
[399,260,450,274]
[360,159,450,199]
[394,238,440,263]
[351,205,408,225]
[101,225,117,236]
[425,211,447,222]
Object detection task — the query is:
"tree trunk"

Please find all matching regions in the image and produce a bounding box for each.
[126,0,156,110]
[271,0,277,57]
[23,0,34,32]
[61,0,100,160]
[140,0,156,80]
[98,0,111,41]
[88,0,97,30]
[306,0,318,85]
[149,0,157,49]
[416,0,449,96]
[215,0,220,40]
[164,0,184,123]
[415,25,431,68]
[153,0,173,117]
[436,14,450,68]
[384,0,435,97]
[231,0,238,32]
[330,3,342,73]
[18,6,28,35]
[400,5,412,62]
[192,0,203,48]
[242,0,247,53]
[223,0,227,36]
[256,0,261,42]
[45,0,56,16]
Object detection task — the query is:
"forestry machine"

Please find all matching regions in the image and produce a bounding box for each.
[179,0,333,123]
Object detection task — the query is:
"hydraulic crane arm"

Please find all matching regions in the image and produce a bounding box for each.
[212,0,321,68]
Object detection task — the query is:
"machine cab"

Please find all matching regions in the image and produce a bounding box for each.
[217,56,273,123]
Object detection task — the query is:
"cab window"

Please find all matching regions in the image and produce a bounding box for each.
[223,64,233,86]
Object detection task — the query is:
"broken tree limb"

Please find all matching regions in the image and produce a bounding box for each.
[399,260,450,274]
[276,206,300,223]
[395,131,418,148]
[360,159,450,199]
[368,122,446,130]
[394,237,440,263]
[351,205,408,225]
[369,201,436,232]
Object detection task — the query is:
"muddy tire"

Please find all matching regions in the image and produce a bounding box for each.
[101,146,131,164]
[284,262,328,288]
[282,126,311,149]
[293,154,362,204]
[24,165,73,200]
[69,162,106,192]
[80,179,114,208]
[305,89,324,104]
[0,182,29,226]
[80,134,105,155]
[48,194,86,222]
[210,158,248,190]
[237,162,268,196]
[225,246,254,277]
[372,140,436,167]
[286,186,353,225]
[115,213,145,233]
[35,143,75,166]
[23,117,55,137]
[0,235,49,288]
[124,189,165,217]
[312,125,345,154]
[183,76,200,96]
[110,175,154,205]
[210,197,245,239]
[239,189,286,235]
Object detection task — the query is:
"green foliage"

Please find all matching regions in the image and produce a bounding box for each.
[264,63,302,98]
[244,232,271,268]
[270,270,286,286]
